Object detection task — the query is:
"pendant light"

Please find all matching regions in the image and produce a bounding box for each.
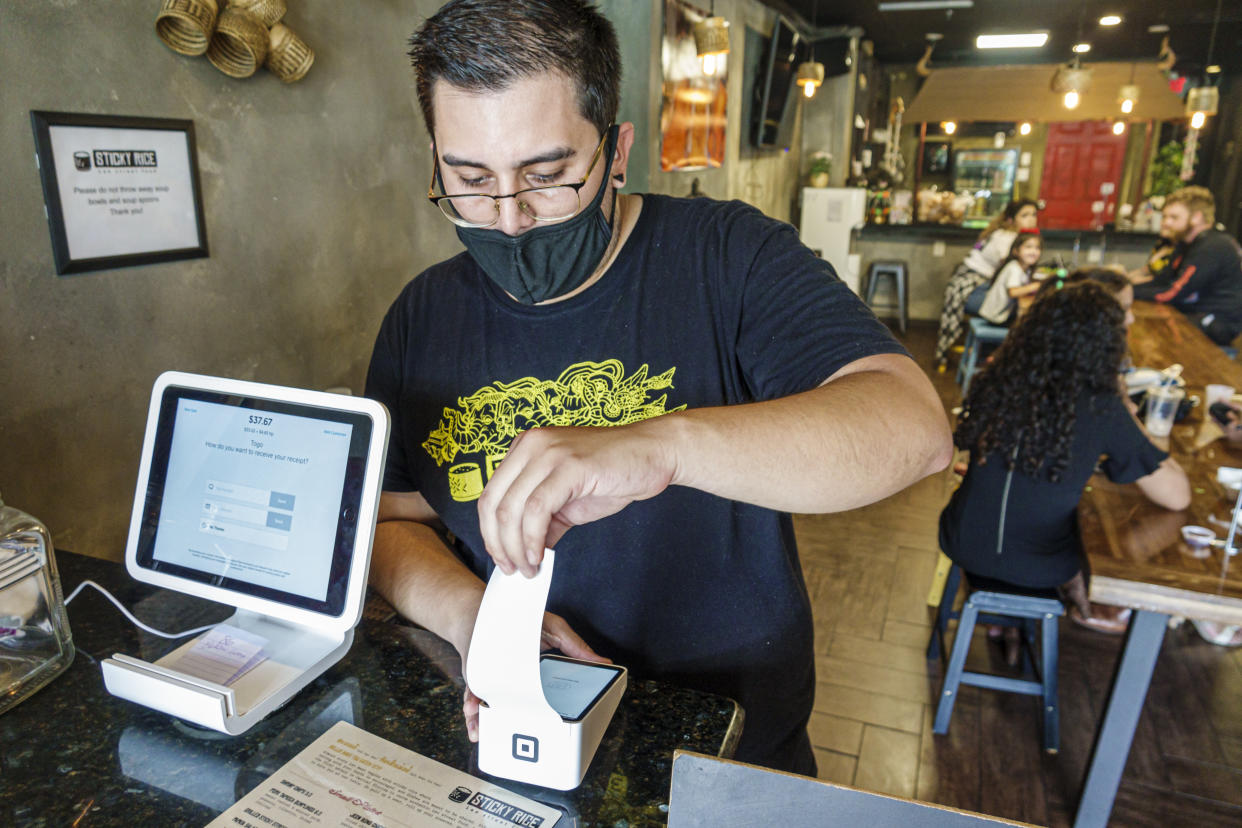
[1185,0,1222,129]
[1051,10,1092,110]
[795,0,826,99]
[1118,63,1139,114]
[693,1,729,77]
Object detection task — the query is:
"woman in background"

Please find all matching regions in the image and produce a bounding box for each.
[940,281,1189,650]
[934,199,1039,368]
[978,229,1043,326]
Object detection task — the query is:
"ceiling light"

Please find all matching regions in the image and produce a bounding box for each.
[1099,15,1122,26]
[1073,43,1091,54]
[1112,121,1126,135]
[976,32,1049,49]
[796,60,825,98]
[693,14,729,77]
[878,1,973,11]
[1064,90,1080,109]
[1207,65,1221,74]
[941,120,957,135]
[1019,122,1032,135]
[1118,83,1139,114]
[1148,24,1169,34]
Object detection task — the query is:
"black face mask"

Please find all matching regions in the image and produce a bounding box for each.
[455,126,619,305]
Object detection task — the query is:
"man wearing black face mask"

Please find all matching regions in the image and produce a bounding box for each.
[364,0,951,776]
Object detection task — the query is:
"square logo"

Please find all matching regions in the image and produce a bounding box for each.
[512,733,539,763]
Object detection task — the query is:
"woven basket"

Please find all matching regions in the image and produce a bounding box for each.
[228,0,286,28]
[206,7,269,78]
[155,0,219,56]
[266,23,314,83]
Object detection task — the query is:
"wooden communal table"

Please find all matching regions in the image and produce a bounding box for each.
[1074,301,1242,828]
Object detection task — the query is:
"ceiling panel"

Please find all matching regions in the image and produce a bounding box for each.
[761,0,1242,74]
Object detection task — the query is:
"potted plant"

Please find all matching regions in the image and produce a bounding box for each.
[807,152,832,188]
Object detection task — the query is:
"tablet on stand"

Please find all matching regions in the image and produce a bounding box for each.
[102,371,388,734]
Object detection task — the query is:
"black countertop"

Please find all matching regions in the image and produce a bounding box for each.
[856,223,1160,248]
[0,551,740,827]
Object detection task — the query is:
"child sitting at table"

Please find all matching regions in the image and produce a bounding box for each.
[940,281,1190,655]
[977,229,1043,326]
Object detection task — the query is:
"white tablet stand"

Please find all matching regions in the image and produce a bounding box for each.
[466,548,627,790]
[101,372,389,735]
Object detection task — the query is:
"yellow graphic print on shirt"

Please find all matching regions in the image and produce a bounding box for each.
[423,359,686,502]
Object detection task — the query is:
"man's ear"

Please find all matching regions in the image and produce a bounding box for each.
[610,122,636,189]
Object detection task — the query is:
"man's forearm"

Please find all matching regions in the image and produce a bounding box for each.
[660,353,953,513]
[370,520,485,658]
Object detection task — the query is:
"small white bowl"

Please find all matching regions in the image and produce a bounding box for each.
[1181,525,1216,557]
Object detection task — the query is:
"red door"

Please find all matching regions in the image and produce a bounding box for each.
[1038,122,1128,230]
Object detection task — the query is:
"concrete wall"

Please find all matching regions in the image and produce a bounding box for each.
[639,0,839,223]
[1,1,459,560]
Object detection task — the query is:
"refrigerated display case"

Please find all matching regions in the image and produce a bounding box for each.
[952,149,1019,226]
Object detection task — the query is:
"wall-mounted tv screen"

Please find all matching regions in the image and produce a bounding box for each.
[750,16,808,150]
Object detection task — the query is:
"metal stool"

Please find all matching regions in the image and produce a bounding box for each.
[863,260,908,334]
[927,563,1064,753]
[955,317,1008,395]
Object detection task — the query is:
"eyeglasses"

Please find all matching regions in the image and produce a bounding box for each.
[427,127,612,228]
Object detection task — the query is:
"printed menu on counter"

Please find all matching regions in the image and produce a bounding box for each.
[207,721,560,828]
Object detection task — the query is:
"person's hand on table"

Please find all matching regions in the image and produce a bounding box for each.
[477,424,674,577]
[1219,402,1242,446]
[462,610,610,742]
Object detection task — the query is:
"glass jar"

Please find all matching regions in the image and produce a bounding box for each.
[0,493,74,714]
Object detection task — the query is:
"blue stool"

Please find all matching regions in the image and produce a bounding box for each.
[955,317,1008,396]
[927,563,1064,754]
[863,260,908,334]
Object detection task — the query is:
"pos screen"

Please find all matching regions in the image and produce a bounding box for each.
[539,655,624,722]
[132,386,374,616]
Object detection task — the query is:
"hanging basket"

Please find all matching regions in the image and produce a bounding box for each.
[155,0,219,57]
[266,23,315,83]
[206,7,270,78]
[229,0,287,28]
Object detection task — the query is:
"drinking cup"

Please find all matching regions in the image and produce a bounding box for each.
[1145,386,1184,437]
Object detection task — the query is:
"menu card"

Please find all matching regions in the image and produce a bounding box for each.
[207,721,560,828]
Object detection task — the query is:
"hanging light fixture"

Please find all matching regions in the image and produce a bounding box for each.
[693,1,730,77]
[1052,10,1092,110]
[795,0,826,99]
[1185,0,1222,129]
[796,60,826,97]
[1118,63,1139,114]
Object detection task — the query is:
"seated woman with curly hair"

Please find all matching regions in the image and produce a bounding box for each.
[939,280,1190,649]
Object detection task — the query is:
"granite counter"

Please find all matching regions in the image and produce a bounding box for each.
[0,551,740,827]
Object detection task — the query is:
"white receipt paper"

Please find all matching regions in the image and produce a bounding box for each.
[466,548,562,726]
[207,720,561,827]
[176,623,267,686]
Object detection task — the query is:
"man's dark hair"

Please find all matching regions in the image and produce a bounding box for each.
[409,0,621,138]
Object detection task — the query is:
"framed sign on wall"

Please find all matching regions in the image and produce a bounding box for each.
[30,111,209,275]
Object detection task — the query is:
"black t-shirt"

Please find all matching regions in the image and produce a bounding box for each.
[365,194,906,771]
[939,393,1166,588]
[1134,229,1242,341]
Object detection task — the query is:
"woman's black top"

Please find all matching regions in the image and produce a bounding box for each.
[939,392,1167,588]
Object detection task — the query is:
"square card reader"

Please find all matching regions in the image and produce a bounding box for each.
[101,371,388,734]
[466,547,627,790]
